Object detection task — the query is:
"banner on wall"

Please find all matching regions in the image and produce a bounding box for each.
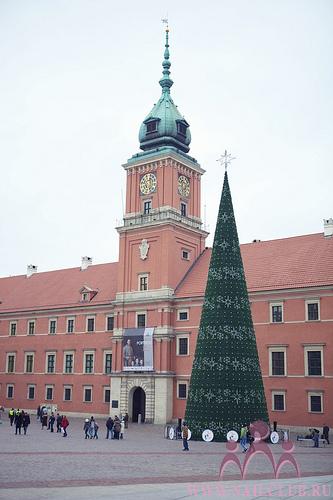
[122,328,154,371]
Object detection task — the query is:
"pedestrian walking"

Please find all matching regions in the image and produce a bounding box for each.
[41,413,48,429]
[106,416,114,439]
[56,413,62,433]
[312,428,320,448]
[113,416,121,440]
[22,412,30,435]
[61,415,69,437]
[124,412,129,429]
[49,412,55,432]
[8,408,15,426]
[181,422,189,451]
[36,405,41,421]
[323,424,330,445]
[83,419,90,439]
[88,416,98,439]
[120,419,125,439]
[14,410,23,435]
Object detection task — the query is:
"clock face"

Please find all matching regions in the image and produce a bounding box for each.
[140,173,157,195]
[178,175,190,197]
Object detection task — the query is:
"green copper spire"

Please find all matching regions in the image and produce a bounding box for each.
[159,27,173,93]
[138,27,191,154]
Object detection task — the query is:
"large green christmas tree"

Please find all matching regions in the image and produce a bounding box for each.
[185,171,269,441]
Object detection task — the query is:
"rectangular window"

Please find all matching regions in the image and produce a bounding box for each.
[307,302,319,321]
[25,354,34,373]
[308,393,323,413]
[177,382,187,399]
[178,337,189,356]
[307,351,322,376]
[28,385,35,400]
[273,393,285,411]
[137,313,146,328]
[84,353,94,374]
[104,388,111,403]
[28,320,35,335]
[143,200,152,214]
[177,122,187,135]
[64,353,73,374]
[49,319,57,334]
[271,304,283,323]
[139,275,148,291]
[146,121,157,133]
[10,322,17,336]
[45,386,53,400]
[84,387,92,402]
[67,318,74,333]
[178,309,189,321]
[271,351,285,376]
[104,353,112,374]
[47,354,56,373]
[87,317,95,332]
[106,316,114,331]
[182,250,189,260]
[7,354,15,373]
[64,386,72,401]
[180,202,187,217]
[7,385,14,399]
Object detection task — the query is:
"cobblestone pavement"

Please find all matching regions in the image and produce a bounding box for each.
[0,416,332,499]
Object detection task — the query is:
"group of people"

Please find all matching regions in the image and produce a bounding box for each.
[8,408,31,435]
[83,413,129,440]
[37,406,69,437]
[302,425,330,447]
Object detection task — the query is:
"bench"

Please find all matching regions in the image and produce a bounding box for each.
[297,438,327,447]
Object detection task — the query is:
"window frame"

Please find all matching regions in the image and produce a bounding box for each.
[9,321,17,336]
[304,345,324,377]
[63,351,74,374]
[177,380,188,399]
[104,351,113,374]
[270,302,284,323]
[45,385,54,401]
[305,300,320,321]
[177,335,189,356]
[177,309,189,321]
[308,391,323,413]
[48,318,57,334]
[63,385,72,402]
[268,347,287,376]
[136,312,146,328]
[83,386,93,403]
[27,384,36,400]
[86,316,96,333]
[272,391,286,412]
[138,273,149,291]
[67,317,75,334]
[106,315,114,332]
[46,352,56,374]
[143,199,152,215]
[84,351,95,374]
[7,384,14,399]
[27,319,36,335]
[24,352,34,373]
[104,386,111,403]
[6,353,16,373]
[181,249,190,260]
[180,202,187,217]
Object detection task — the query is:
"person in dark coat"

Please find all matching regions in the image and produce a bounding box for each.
[36,405,41,421]
[113,416,121,440]
[15,410,23,435]
[56,413,62,433]
[41,413,48,429]
[49,412,55,432]
[8,408,15,426]
[124,413,129,429]
[106,417,114,439]
[323,424,330,445]
[23,412,30,435]
[83,419,90,439]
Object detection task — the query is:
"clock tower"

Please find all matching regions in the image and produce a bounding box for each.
[116,27,208,295]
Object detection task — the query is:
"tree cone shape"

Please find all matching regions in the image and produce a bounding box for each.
[185,172,269,441]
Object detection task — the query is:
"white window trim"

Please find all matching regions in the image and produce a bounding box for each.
[103,350,113,374]
[82,292,90,302]
[83,385,93,403]
[138,273,149,291]
[66,317,75,334]
[177,380,188,400]
[136,311,147,328]
[270,302,284,323]
[103,386,111,403]
[63,385,73,402]
[177,308,189,321]
[63,351,75,374]
[271,391,286,412]
[27,319,36,335]
[7,384,14,399]
[83,351,95,374]
[181,248,190,261]
[45,385,54,401]
[177,335,189,356]
[307,391,323,413]
[48,318,57,334]
[304,345,324,377]
[305,299,320,321]
[6,352,16,373]
[45,352,57,374]
[9,321,17,336]
[143,198,152,214]
[86,315,96,333]
[268,346,287,376]
[24,352,35,373]
[27,384,36,400]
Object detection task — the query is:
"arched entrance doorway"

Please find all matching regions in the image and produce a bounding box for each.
[132,387,146,422]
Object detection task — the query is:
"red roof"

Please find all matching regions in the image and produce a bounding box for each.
[175,233,333,298]
[0,263,118,313]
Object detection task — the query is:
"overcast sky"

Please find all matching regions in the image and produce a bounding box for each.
[0,0,332,278]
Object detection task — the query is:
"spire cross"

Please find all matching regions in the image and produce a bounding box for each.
[161,17,169,30]
[217,150,236,171]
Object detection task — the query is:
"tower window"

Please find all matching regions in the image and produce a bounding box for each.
[180,202,187,216]
[143,200,152,214]
[177,122,187,136]
[146,121,158,134]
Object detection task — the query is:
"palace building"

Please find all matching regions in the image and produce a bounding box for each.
[0,30,332,430]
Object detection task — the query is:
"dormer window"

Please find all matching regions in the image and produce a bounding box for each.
[146,119,159,134]
[80,286,98,303]
[176,119,189,137]
[82,293,89,302]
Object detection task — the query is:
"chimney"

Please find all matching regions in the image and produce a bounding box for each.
[27,264,37,278]
[323,218,333,237]
[81,256,92,270]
